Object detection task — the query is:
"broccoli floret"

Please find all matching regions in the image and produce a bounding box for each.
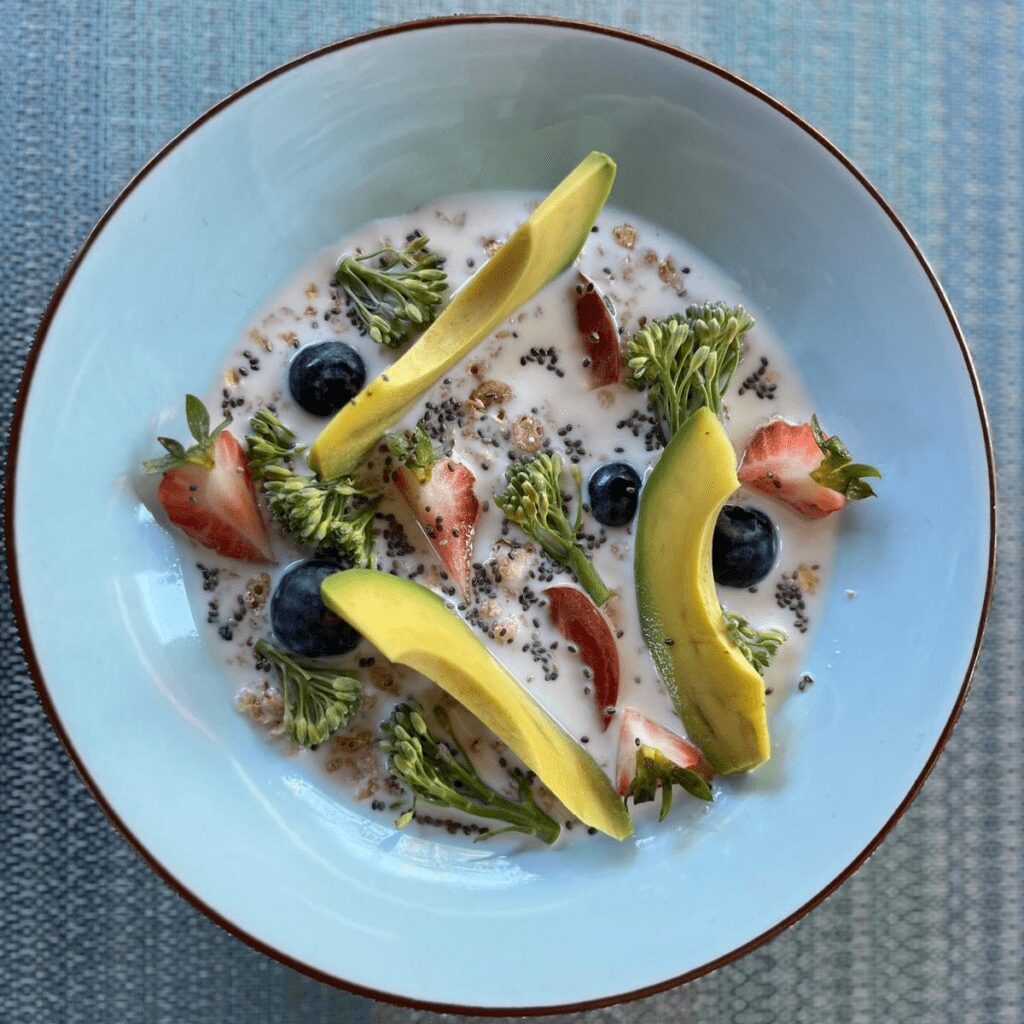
[245,408,300,481]
[722,609,786,676]
[255,639,361,748]
[335,233,449,348]
[381,701,560,844]
[495,451,611,606]
[624,745,713,822]
[245,409,380,567]
[626,301,754,440]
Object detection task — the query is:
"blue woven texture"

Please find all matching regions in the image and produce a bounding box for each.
[1,2,1020,1022]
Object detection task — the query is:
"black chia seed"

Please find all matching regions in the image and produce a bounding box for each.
[737,355,777,400]
[776,572,810,632]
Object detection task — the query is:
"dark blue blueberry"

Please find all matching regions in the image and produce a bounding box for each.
[588,462,642,527]
[712,505,778,588]
[288,341,365,416]
[270,559,360,657]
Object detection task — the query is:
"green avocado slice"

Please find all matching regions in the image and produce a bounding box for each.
[321,569,634,840]
[635,408,771,774]
[308,151,617,478]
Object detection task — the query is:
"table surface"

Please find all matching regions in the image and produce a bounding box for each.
[1,2,1020,1022]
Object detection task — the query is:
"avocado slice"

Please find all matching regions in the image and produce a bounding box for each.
[309,152,617,478]
[635,408,771,774]
[321,569,634,840]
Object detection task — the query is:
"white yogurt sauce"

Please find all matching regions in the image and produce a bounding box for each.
[184,193,837,840]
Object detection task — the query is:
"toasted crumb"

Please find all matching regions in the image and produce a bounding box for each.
[235,682,283,730]
[369,665,398,693]
[305,283,320,300]
[223,368,239,388]
[492,618,519,644]
[497,547,532,585]
[279,330,299,348]
[243,573,271,612]
[478,599,502,619]
[482,237,503,257]
[612,223,637,249]
[249,328,272,352]
[468,379,513,410]
[797,564,821,594]
[643,249,659,266]
[329,729,374,754]
[596,388,615,408]
[511,414,544,452]
[658,256,681,289]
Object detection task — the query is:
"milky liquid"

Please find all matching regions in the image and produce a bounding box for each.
[182,193,837,840]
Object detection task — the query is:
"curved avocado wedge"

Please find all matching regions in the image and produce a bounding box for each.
[309,152,617,478]
[635,408,771,774]
[321,569,633,840]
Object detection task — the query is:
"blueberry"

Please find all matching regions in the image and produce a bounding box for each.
[712,505,778,588]
[270,559,360,657]
[288,342,365,416]
[588,462,641,527]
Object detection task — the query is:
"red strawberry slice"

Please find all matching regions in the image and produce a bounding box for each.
[574,273,622,387]
[615,707,711,796]
[545,585,620,729]
[738,418,845,519]
[394,457,479,597]
[157,430,274,563]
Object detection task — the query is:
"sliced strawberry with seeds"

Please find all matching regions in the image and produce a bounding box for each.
[739,418,843,519]
[545,585,620,729]
[615,707,712,797]
[738,416,880,519]
[387,427,479,596]
[146,396,273,563]
[574,272,621,387]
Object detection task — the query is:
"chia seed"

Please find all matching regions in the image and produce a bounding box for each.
[776,572,810,632]
[737,355,777,400]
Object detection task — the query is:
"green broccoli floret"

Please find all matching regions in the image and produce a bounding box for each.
[624,746,713,822]
[335,233,449,348]
[626,301,754,440]
[255,640,361,748]
[381,701,560,844]
[722,609,786,676]
[246,407,301,480]
[245,408,380,567]
[495,452,611,606]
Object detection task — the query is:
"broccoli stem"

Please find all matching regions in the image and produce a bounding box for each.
[567,546,611,606]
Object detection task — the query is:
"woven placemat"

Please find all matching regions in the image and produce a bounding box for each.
[2,2,1019,1021]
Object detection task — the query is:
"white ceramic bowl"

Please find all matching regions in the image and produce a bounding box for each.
[8,16,994,1013]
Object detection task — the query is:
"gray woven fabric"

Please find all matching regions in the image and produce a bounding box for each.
[1,2,1020,1022]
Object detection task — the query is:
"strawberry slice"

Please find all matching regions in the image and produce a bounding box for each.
[616,707,713,819]
[387,427,479,596]
[545,585,620,729]
[615,707,710,795]
[574,272,621,387]
[145,395,273,563]
[738,416,880,520]
[739,418,842,519]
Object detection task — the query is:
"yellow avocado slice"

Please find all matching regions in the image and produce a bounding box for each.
[309,151,617,478]
[635,408,771,774]
[321,569,634,840]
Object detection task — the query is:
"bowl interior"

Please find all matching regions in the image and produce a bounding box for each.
[12,19,991,1011]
